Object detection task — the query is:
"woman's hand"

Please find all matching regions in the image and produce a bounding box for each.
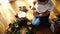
[33,11,39,16]
[39,10,50,16]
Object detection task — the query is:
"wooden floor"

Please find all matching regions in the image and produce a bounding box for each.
[33,28,53,34]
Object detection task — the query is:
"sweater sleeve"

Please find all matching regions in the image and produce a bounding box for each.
[48,0,54,11]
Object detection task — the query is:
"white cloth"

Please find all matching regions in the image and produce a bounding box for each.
[50,24,54,32]
[18,11,26,18]
[49,19,55,32]
[33,0,54,13]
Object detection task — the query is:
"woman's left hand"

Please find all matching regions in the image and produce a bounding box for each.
[33,11,39,16]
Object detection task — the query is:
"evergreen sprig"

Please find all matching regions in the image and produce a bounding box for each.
[19,6,28,13]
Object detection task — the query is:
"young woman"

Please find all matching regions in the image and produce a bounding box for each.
[32,0,54,34]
